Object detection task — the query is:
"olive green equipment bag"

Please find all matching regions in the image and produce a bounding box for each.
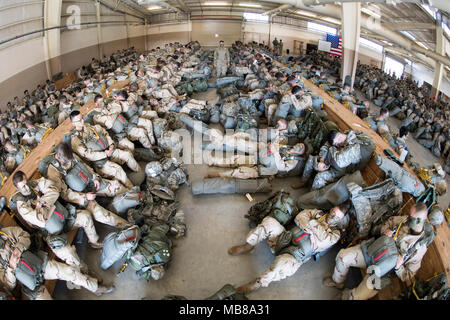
[245,190,299,226]
[126,223,172,281]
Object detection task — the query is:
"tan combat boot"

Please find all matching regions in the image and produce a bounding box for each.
[236,279,261,294]
[228,243,254,256]
[291,178,309,190]
[94,284,115,297]
[323,276,345,289]
[90,242,103,249]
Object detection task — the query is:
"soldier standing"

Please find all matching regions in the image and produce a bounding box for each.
[214,40,230,78]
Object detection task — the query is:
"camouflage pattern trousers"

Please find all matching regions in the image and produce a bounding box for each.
[216,62,227,78]
[256,253,304,288]
[331,244,378,300]
[246,216,285,253]
[34,259,99,300]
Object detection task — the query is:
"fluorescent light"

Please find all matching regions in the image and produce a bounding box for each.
[416,41,429,50]
[400,31,416,41]
[203,1,229,5]
[321,17,341,25]
[443,22,450,38]
[239,3,261,8]
[147,5,162,10]
[421,4,436,20]
[296,10,317,18]
[361,7,381,19]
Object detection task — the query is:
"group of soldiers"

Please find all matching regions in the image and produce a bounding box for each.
[0,36,447,300]
[0,41,212,299]
[198,40,446,299]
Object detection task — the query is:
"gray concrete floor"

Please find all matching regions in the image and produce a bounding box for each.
[53,85,448,300]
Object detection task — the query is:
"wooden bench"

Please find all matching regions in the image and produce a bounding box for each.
[0,80,130,298]
[302,78,450,299]
[55,73,77,91]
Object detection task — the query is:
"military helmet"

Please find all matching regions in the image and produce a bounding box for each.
[145,161,163,178]
[435,180,447,196]
[428,206,445,226]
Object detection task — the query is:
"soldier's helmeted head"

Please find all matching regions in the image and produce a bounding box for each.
[55,143,74,167]
[94,94,104,108]
[408,202,428,234]
[276,119,287,131]
[292,85,303,98]
[289,143,305,155]
[328,130,346,147]
[327,202,350,229]
[115,90,128,101]
[70,110,84,131]
[24,120,34,129]
[4,139,15,151]
[12,171,30,196]
[399,126,409,139]
[379,107,389,120]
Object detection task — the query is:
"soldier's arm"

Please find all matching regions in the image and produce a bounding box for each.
[214,50,218,64]
[330,143,360,168]
[318,143,329,161]
[4,226,31,253]
[309,221,341,248]
[294,209,322,233]
[38,177,61,208]
[71,135,108,162]
[395,244,428,286]
[47,164,64,190]
[95,125,115,147]
[272,151,297,172]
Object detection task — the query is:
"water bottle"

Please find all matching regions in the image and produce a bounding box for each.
[399,146,408,162]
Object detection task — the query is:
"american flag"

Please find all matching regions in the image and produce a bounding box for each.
[326,33,342,57]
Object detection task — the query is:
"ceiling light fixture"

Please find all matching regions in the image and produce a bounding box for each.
[321,17,341,25]
[416,41,429,50]
[147,5,162,10]
[203,1,229,6]
[361,8,381,19]
[296,10,317,18]
[239,3,261,8]
[400,31,416,41]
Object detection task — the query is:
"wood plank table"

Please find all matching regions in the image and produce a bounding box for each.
[55,73,77,91]
[302,78,450,299]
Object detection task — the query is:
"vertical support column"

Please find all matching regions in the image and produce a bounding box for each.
[96,1,103,61]
[431,23,444,99]
[43,0,62,79]
[144,20,148,51]
[340,2,361,89]
[125,15,130,49]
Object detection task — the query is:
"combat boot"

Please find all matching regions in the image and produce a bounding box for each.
[90,242,103,249]
[291,178,309,190]
[323,276,344,289]
[94,284,115,296]
[236,279,261,294]
[228,243,254,256]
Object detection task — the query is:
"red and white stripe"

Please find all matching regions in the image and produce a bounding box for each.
[330,37,342,57]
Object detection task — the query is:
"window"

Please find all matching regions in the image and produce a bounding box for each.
[384,56,404,79]
[243,12,269,22]
[307,22,336,35]
[360,37,383,52]
[405,59,412,65]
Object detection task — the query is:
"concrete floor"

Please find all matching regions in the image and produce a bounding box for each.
[53,85,448,300]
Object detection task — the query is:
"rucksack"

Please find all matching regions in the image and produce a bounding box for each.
[126,223,172,280]
[245,190,298,226]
